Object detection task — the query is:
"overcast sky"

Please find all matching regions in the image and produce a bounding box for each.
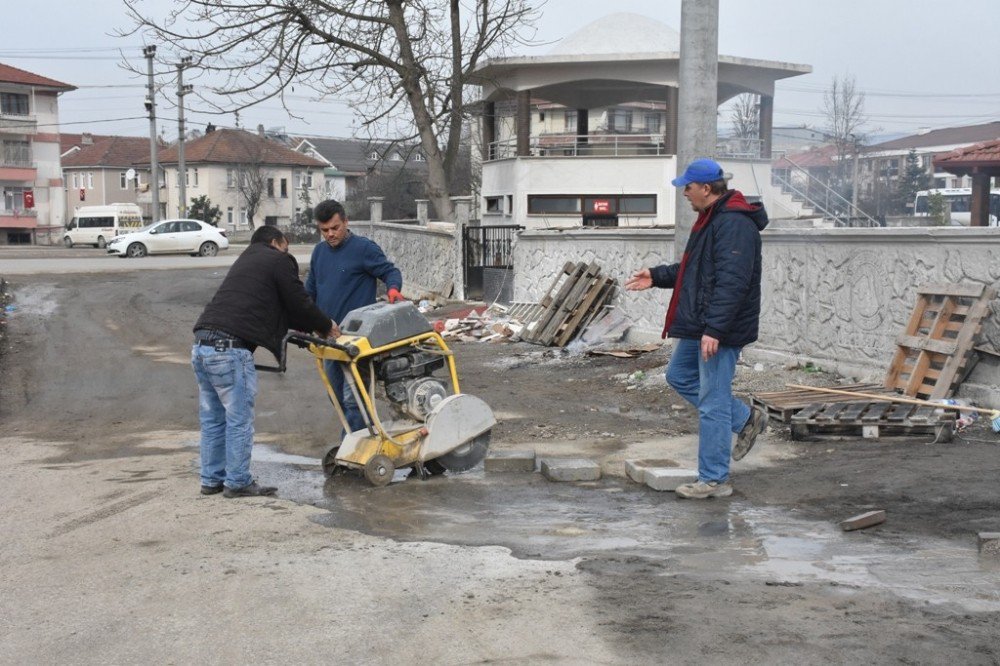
[3,0,998,141]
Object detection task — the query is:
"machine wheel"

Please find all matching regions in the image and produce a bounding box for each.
[96,236,106,249]
[126,242,147,258]
[321,446,343,477]
[364,455,395,487]
[63,236,73,248]
[199,241,218,257]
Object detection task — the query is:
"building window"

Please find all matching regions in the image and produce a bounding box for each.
[485,196,502,213]
[184,168,199,187]
[71,173,79,189]
[267,178,274,198]
[608,108,632,133]
[0,92,29,116]
[527,196,581,214]
[280,178,288,198]
[227,169,236,189]
[565,110,578,132]
[390,152,402,162]
[645,113,662,134]
[538,110,546,122]
[369,151,379,161]
[414,153,425,162]
[120,171,128,189]
[87,172,94,189]
[227,207,233,225]
[1,140,30,166]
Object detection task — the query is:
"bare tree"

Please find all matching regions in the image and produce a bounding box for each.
[729,93,759,152]
[120,1,540,223]
[822,74,868,191]
[228,131,272,229]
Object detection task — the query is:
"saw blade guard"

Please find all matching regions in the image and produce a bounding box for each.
[419,393,496,465]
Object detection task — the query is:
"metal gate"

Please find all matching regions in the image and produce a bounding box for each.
[463,225,521,302]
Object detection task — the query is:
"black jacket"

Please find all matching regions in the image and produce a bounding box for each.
[194,242,333,360]
[650,190,768,347]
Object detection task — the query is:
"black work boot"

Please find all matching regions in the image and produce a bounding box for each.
[223,481,278,498]
[200,485,224,495]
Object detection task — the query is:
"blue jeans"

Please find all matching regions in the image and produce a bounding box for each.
[666,338,751,484]
[324,360,368,441]
[192,345,258,489]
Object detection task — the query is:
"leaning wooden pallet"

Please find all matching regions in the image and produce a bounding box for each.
[883,283,996,400]
[531,262,601,345]
[523,262,589,343]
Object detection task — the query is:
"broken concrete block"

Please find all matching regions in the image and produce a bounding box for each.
[978,532,1000,557]
[624,458,678,484]
[644,467,698,492]
[540,458,601,482]
[839,510,886,532]
[485,449,536,473]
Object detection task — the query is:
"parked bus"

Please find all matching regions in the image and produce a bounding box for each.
[913,188,1000,226]
[63,203,144,248]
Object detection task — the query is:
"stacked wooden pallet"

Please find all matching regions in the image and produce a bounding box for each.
[512,261,617,347]
[789,401,954,442]
[752,382,894,424]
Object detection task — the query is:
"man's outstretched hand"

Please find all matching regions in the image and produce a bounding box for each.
[387,288,404,304]
[625,269,652,291]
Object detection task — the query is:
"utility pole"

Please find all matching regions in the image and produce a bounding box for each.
[851,137,861,218]
[144,45,160,223]
[176,57,193,218]
[675,0,720,254]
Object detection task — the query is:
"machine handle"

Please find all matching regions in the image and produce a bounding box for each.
[254,331,358,374]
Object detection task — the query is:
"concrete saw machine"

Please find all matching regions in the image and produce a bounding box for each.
[279,302,495,486]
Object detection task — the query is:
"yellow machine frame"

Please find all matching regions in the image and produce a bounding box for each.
[307,330,460,473]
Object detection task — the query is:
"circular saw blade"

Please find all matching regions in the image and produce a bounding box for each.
[435,430,491,472]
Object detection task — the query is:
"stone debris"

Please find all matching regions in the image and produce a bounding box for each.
[839,509,887,532]
[644,467,699,492]
[540,458,602,482]
[485,449,537,473]
[978,532,1000,557]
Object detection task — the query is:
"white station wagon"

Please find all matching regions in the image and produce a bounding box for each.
[107,219,230,258]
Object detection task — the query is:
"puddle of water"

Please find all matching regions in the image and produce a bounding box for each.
[245,444,1000,612]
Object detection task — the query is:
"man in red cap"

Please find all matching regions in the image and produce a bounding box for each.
[626,158,770,499]
[306,199,403,438]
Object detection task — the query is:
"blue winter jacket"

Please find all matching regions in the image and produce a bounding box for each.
[305,232,403,324]
[650,190,768,347]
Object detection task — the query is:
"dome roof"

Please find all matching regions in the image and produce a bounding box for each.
[548,13,681,57]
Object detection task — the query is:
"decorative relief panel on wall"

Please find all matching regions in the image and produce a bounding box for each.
[366,225,455,295]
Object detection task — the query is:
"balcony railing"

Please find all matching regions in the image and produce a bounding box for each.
[0,208,38,217]
[488,133,668,160]
[0,152,34,168]
[0,114,37,134]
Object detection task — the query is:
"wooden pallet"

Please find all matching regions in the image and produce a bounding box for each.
[883,283,996,400]
[789,401,955,441]
[751,383,894,423]
[518,261,617,346]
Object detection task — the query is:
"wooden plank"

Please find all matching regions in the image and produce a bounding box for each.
[917,283,988,298]
[790,402,827,422]
[894,334,958,355]
[835,401,870,423]
[861,402,892,423]
[885,292,930,390]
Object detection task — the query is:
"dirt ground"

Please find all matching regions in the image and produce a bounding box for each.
[2,263,1000,664]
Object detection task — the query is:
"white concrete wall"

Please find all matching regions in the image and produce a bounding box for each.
[356,221,456,298]
[511,226,1000,405]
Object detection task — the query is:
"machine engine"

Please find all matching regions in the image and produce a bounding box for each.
[375,349,449,421]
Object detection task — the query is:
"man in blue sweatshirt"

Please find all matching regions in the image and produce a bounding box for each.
[305,199,403,439]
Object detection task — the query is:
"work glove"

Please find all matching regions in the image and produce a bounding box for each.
[387,288,404,304]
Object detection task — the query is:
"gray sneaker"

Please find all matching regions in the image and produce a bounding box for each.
[733,406,768,461]
[676,480,733,499]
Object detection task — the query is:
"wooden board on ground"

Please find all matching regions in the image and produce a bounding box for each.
[751,383,893,423]
[789,400,954,442]
[883,283,997,400]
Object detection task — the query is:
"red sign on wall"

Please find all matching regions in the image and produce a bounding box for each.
[593,199,611,214]
[79,188,86,201]
[23,190,35,208]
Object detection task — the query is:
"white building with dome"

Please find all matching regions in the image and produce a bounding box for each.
[471,13,812,228]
